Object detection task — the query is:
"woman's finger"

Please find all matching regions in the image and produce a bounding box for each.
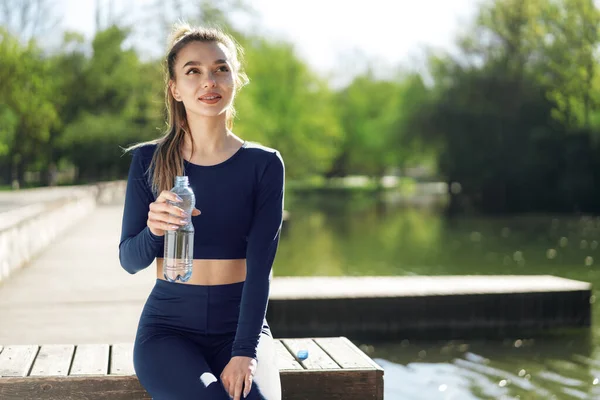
[243,373,253,398]
[221,374,233,398]
[149,201,186,217]
[157,190,181,204]
[149,201,188,220]
[147,214,179,230]
[234,376,244,400]
[149,220,179,231]
[191,208,201,216]
[149,210,188,226]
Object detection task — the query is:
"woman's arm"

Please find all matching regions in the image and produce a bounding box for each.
[232,151,285,359]
[118,148,164,274]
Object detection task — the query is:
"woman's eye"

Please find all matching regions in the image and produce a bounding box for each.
[217,66,229,72]
[186,68,200,75]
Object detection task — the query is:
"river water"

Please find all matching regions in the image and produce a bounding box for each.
[275,191,600,399]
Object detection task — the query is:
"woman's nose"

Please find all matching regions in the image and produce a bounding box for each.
[203,74,217,87]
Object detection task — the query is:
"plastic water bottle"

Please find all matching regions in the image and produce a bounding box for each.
[163,176,195,282]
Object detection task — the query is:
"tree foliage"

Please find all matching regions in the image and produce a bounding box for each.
[331,72,429,177]
[235,37,343,178]
[411,0,600,213]
[2,0,600,215]
[0,27,59,184]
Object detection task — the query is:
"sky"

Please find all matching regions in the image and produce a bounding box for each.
[59,0,478,84]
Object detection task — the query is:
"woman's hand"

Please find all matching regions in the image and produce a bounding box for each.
[221,356,257,399]
[147,190,201,236]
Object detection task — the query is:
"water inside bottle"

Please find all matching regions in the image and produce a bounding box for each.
[163,227,194,282]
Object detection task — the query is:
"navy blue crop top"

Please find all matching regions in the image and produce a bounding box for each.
[118,141,285,359]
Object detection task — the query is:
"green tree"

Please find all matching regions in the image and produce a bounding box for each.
[411,0,600,213]
[540,0,600,131]
[0,28,59,187]
[235,37,343,179]
[57,26,164,182]
[331,72,430,178]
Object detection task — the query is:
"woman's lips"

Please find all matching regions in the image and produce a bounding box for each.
[198,93,222,104]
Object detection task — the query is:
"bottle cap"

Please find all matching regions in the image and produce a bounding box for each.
[296,349,309,361]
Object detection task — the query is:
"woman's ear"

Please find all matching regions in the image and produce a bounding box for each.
[170,81,182,102]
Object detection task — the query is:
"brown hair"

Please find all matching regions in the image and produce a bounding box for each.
[126,22,249,195]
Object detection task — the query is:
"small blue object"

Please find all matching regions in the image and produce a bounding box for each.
[297,349,309,361]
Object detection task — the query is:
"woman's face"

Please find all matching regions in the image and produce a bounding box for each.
[170,40,236,120]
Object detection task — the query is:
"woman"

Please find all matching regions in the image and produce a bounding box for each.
[119,22,283,400]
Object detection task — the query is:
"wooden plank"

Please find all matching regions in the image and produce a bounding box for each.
[0,345,38,377]
[0,376,151,400]
[314,337,379,369]
[70,344,109,376]
[273,339,303,371]
[280,369,380,400]
[30,345,74,377]
[282,339,340,370]
[340,337,384,372]
[109,343,134,376]
[314,337,384,399]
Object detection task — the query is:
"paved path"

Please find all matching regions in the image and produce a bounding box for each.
[0,203,156,345]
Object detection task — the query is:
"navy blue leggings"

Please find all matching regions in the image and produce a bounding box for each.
[133,279,281,400]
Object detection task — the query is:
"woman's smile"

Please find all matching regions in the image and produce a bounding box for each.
[198,92,222,104]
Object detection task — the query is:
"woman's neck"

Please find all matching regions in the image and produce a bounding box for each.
[182,113,242,157]
[185,114,229,153]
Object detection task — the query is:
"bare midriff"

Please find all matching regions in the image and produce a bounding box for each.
[156,258,247,285]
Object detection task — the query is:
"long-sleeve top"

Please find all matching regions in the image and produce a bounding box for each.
[118,141,285,359]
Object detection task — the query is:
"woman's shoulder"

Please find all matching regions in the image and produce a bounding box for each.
[242,141,283,166]
[125,142,159,170]
[240,142,284,185]
[130,142,158,160]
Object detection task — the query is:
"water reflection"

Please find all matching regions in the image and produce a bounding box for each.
[276,192,600,399]
[277,192,600,280]
[364,332,596,399]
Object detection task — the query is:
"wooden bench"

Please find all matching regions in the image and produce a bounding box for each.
[0,337,383,400]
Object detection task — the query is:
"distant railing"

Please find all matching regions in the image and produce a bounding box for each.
[0,182,127,284]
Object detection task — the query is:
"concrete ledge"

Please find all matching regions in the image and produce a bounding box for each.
[0,182,126,284]
[266,276,592,340]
